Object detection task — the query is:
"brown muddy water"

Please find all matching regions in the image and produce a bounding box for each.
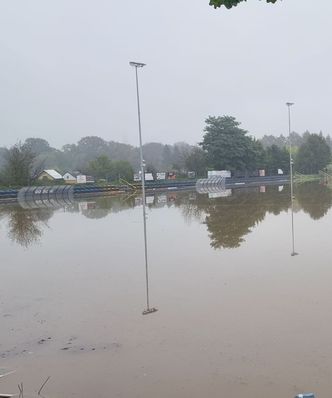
[1,181,332,398]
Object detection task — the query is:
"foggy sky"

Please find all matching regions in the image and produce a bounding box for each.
[1,0,332,149]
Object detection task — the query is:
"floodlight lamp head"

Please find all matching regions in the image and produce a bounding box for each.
[286,102,294,107]
[129,61,146,68]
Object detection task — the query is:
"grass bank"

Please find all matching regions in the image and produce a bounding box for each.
[294,174,320,183]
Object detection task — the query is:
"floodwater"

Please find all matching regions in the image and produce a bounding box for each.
[1,181,332,398]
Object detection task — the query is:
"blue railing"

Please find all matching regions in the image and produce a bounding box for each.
[0,188,19,199]
[0,175,290,201]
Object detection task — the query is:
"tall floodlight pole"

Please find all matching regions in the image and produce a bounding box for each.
[130,61,158,315]
[286,102,298,257]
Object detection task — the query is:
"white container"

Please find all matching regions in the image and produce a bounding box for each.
[207,170,231,178]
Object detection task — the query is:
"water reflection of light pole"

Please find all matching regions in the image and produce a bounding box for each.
[130,61,158,315]
[286,102,298,256]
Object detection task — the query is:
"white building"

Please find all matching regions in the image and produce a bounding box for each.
[207,170,231,178]
[62,172,77,184]
[38,169,63,182]
[134,172,154,181]
[76,174,95,184]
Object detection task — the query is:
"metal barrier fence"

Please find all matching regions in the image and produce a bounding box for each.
[17,185,74,209]
[196,176,226,194]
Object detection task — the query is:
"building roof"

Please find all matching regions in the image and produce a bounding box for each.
[43,169,63,179]
[63,172,76,179]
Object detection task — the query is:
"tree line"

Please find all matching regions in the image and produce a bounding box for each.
[0,138,194,186]
[198,116,331,176]
[0,115,331,186]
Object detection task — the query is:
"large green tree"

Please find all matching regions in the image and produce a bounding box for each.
[265,144,289,175]
[244,138,266,172]
[210,0,278,9]
[295,133,331,174]
[200,115,261,173]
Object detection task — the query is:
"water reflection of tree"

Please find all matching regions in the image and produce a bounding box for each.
[80,196,135,219]
[205,197,265,249]
[207,188,291,248]
[177,197,206,224]
[4,207,54,248]
[175,186,290,249]
[295,181,332,220]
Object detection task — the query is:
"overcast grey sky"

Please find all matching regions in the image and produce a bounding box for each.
[1,0,331,148]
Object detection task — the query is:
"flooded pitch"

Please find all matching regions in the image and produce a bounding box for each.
[1,181,332,398]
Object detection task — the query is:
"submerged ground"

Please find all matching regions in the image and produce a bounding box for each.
[1,181,332,398]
